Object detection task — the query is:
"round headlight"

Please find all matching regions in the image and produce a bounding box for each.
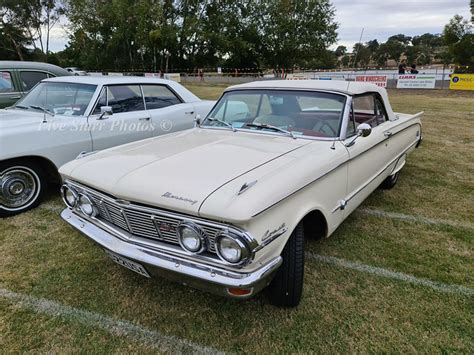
[216,233,250,264]
[177,223,207,253]
[78,194,97,216]
[61,185,78,208]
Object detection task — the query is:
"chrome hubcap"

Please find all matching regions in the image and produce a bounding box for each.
[0,168,38,209]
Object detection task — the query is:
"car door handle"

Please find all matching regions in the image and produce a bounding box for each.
[139,117,151,121]
[11,95,22,99]
[384,131,393,137]
[185,111,195,115]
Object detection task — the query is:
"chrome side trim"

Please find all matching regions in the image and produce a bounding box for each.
[331,139,419,214]
[253,122,421,217]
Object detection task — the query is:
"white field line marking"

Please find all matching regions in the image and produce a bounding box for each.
[0,288,222,354]
[358,208,474,230]
[306,253,474,297]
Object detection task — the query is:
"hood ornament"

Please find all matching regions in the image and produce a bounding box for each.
[237,180,258,195]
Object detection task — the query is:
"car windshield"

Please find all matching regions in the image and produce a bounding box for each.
[203,89,346,138]
[15,82,97,116]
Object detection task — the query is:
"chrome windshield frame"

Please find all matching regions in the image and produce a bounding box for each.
[200,87,351,142]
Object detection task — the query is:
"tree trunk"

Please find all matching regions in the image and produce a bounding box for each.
[46,9,50,61]
[7,34,24,60]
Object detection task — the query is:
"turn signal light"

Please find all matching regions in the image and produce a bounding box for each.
[227,288,253,297]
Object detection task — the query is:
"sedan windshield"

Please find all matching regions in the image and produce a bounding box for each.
[203,89,346,138]
[15,82,97,116]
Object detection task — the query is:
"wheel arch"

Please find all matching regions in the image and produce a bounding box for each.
[299,208,328,240]
[0,155,61,185]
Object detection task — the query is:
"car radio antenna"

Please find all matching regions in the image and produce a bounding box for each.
[347,27,365,92]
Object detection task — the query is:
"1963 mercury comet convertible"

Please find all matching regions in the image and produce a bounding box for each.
[59,80,422,307]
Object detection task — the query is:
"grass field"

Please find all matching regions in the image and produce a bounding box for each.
[1,85,473,353]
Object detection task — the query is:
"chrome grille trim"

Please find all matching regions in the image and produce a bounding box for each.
[67,182,238,254]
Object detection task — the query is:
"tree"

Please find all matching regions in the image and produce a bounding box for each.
[443,15,472,45]
[387,34,412,45]
[63,0,338,71]
[471,0,474,22]
[340,54,351,67]
[352,43,371,68]
[384,39,405,64]
[442,15,473,65]
[334,45,346,57]
[0,0,65,61]
[412,33,443,47]
[366,39,379,54]
[258,0,338,69]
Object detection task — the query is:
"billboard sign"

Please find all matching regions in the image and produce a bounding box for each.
[355,75,388,87]
[397,75,436,89]
[449,74,474,91]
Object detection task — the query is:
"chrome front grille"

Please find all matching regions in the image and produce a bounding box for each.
[86,192,220,253]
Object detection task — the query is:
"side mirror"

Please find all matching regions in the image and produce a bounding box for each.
[194,114,202,127]
[98,106,113,120]
[345,123,372,147]
[356,123,372,137]
[100,106,113,115]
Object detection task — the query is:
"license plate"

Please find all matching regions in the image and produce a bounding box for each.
[104,249,150,278]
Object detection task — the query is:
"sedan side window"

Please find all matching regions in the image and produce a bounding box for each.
[142,85,181,110]
[107,85,144,113]
[0,72,14,92]
[19,71,48,91]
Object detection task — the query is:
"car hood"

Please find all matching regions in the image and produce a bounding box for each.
[0,109,44,129]
[60,128,312,215]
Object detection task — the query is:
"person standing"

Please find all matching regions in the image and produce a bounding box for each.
[410,64,419,74]
[398,63,407,74]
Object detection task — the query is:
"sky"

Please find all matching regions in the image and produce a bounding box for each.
[330,0,471,50]
[45,0,472,53]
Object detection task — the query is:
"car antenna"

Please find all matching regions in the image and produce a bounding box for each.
[348,27,365,92]
[42,111,48,123]
[330,140,336,150]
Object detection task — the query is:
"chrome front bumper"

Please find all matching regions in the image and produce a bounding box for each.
[61,208,282,299]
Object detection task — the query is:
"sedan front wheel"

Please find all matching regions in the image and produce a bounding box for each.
[0,162,45,217]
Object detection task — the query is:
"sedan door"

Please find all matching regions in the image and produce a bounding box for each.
[141,84,197,136]
[89,85,153,151]
[342,93,395,216]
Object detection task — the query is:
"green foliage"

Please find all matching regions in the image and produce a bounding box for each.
[442,15,473,65]
[61,0,338,71]
[334,45,346,57]
[0,0,65,61]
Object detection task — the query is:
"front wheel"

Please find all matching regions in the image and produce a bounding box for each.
[0,162,45,217]
[266,223,305,307]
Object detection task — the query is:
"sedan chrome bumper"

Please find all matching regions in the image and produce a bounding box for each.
[61,208,282,299]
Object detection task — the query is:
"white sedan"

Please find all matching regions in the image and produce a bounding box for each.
[0,76,215,216]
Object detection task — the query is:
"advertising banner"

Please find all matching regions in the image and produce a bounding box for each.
[355,75,388,87]
[163,73,181,82]
[145,72,161,77]
[397,75,436,89]
[449,74,474,91]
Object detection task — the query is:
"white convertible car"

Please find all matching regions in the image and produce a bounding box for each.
[0,76,214,216]
[59,80,423,307]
